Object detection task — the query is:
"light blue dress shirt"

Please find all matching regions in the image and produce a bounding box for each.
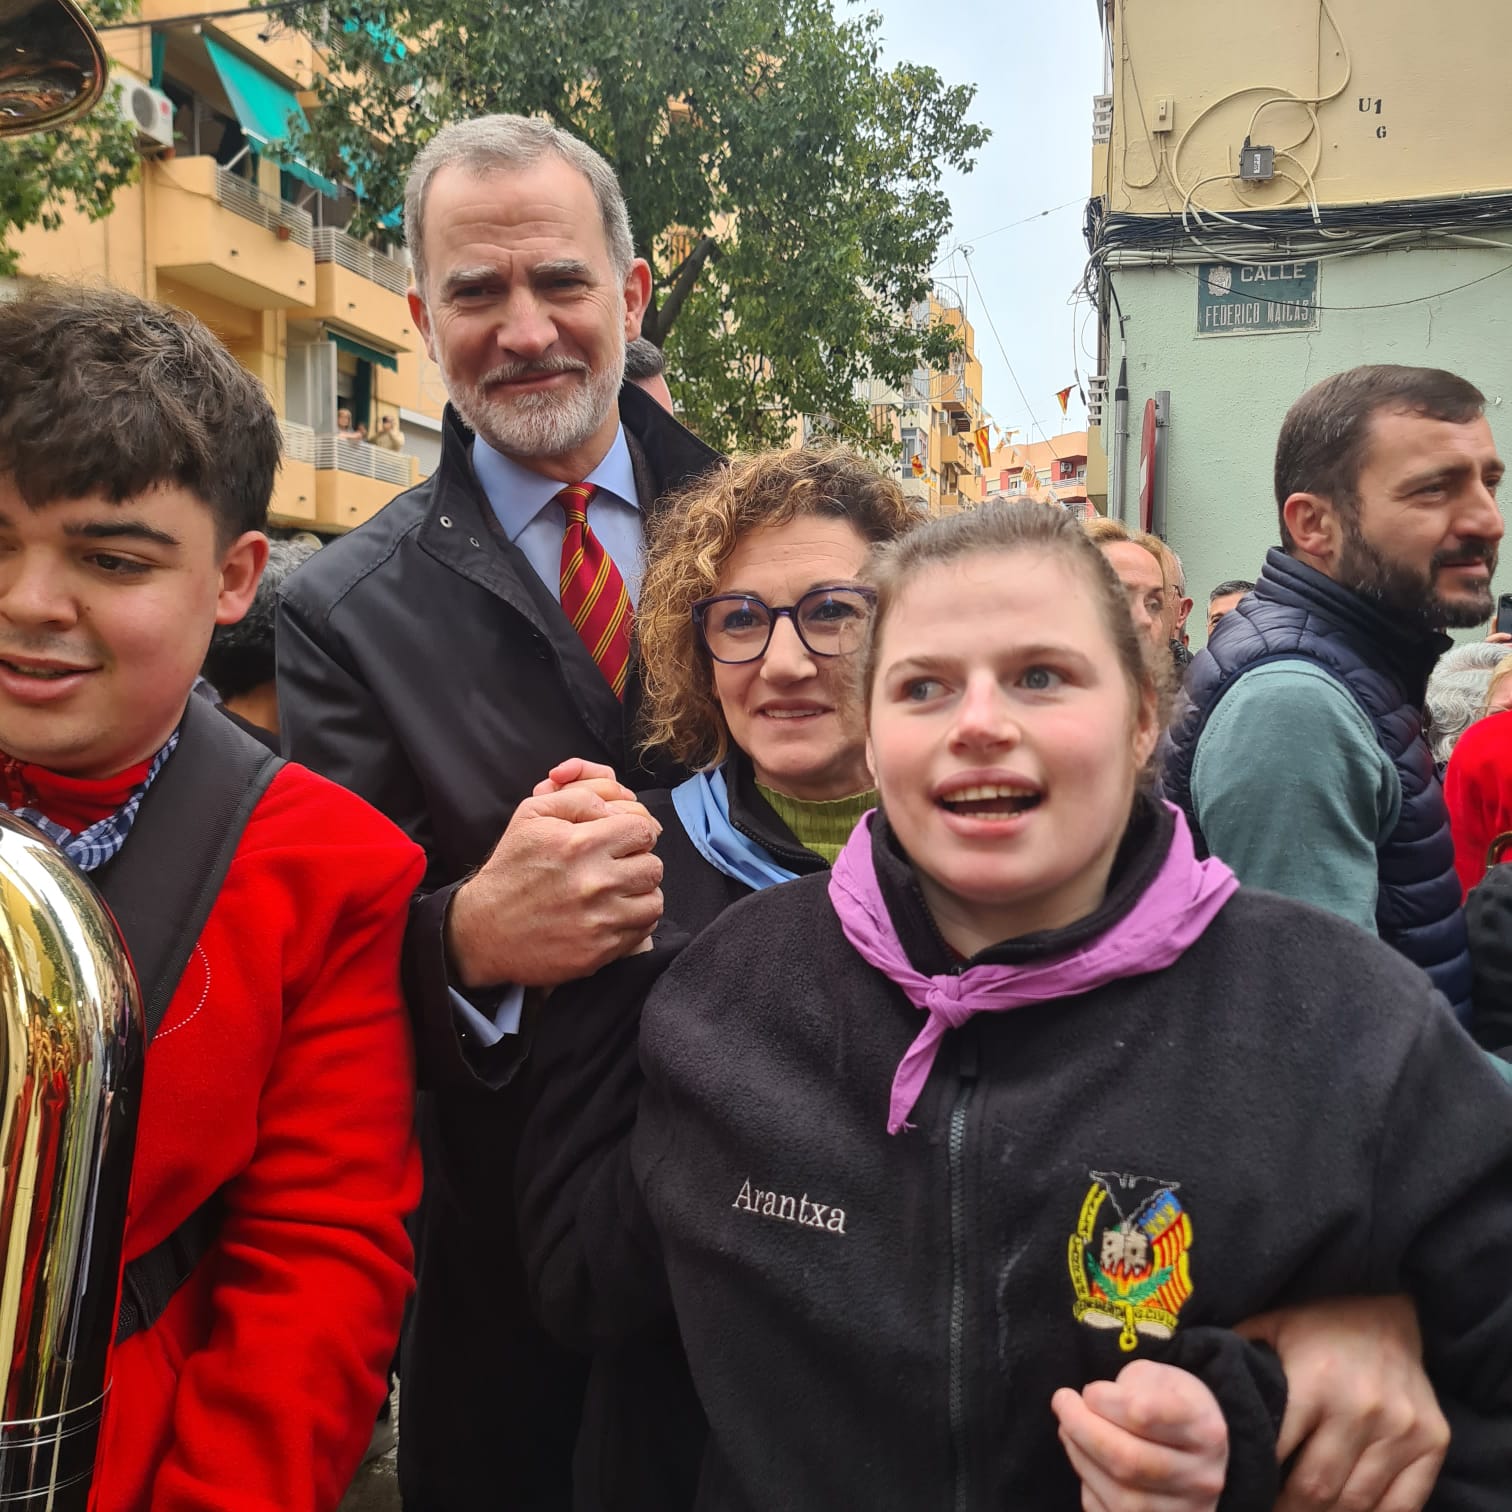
[450,425,646,1048]
[472,425,645,606]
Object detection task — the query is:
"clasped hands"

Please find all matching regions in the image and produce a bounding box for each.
[445,757,662,991]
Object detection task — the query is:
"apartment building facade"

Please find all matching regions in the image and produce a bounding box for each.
[8,2,447,535]
[986,432,1091,518]
[860,286,990,516]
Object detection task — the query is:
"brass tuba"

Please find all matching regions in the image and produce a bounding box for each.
[0,12,135,1502]
[0,0,107,136]
[0,812,143,1508]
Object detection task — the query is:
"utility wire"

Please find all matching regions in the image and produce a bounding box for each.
[933,198,1084,267]
[1125,253,1512,313]
[99,0,308,30]
[961,248,1063,461]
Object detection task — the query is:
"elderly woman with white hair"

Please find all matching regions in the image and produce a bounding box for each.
[1425,640,1512,772]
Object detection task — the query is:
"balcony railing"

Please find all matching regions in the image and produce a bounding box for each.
[214,166,314,248]
[313,227,411,295]
[280,418,316,463]
[312,432,413,485]
[280,419,410,484]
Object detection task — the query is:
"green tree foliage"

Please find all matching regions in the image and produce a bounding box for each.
[0,0,141,277]
[287,0,987,450]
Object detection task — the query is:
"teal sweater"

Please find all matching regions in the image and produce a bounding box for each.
[1191,660,1399,937]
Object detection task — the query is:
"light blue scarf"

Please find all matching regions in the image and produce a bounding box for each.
[670,767,798,891]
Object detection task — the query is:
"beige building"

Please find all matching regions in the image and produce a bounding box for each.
[986,432,1091,519]
[7,3,447,535]
[1086,0,1512,634]
[857,285,989,516]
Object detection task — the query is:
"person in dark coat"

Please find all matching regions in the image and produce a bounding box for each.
[520,487,1461,1509]
[564,503,1511,1509]
[276,113,721,1510]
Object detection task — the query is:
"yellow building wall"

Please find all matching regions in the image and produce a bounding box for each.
[374,347,446,426]
[6,0,432,511]
[10,179,155,295]
[1103,0,1512,215]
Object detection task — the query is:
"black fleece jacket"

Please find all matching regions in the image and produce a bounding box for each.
[532,799,1512,1510]
[517,754,826,1512]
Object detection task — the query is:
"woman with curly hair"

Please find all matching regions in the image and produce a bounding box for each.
[635,445,919,887]
[516,444,916,1508]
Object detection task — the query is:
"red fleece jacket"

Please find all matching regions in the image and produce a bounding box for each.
[38,758,427,1512]
[1445,712,1512,898]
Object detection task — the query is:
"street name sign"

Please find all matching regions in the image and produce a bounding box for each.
[1196,261,1319,337]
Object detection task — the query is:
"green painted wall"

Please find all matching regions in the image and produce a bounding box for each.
[1104,246,1512,644]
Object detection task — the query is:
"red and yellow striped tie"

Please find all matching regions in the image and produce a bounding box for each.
[557,483,633,699]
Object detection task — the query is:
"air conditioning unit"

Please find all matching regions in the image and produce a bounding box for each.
[1087,373,1108,429]
[111,70,175,153]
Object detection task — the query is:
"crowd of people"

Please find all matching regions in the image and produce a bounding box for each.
[0,107,1508,1512]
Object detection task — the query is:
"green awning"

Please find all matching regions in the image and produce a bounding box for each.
[328,332,399,372]
[203,36,341,199]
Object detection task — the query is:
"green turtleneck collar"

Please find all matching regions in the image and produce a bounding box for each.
[756,783,876,866]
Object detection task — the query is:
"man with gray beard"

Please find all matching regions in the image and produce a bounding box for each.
[276,115,721,1510]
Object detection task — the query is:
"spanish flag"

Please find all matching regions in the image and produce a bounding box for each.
[973,426,992,469]
[910,453,925,477]
[1056,385,1074,416]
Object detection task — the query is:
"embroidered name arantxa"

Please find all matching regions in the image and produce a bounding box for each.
[732,1177,846,1235]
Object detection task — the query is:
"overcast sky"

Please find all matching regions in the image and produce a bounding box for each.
[868,0,1105,446]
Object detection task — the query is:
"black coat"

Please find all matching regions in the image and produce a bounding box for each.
[517,754,828,1511]
[537,804,1512,1509]
[277,386,722,1511]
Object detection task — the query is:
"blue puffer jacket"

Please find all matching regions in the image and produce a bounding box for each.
[1165,548,1470,1021]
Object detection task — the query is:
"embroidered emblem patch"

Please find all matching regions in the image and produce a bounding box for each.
[1068,1169,1192,1351]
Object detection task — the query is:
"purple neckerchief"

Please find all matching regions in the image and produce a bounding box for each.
[827,802,1239,1134]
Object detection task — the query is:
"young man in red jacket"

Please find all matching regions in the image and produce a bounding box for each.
[0,283,424,1511]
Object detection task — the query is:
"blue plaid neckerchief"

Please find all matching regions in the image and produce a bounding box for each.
[2,731,180,873]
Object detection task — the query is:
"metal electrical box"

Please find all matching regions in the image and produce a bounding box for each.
[1238,143,1275,181]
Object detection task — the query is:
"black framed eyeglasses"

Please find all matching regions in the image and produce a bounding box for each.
[691,585,877,665]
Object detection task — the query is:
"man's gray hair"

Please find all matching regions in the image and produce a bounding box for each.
[404,115,635,297]
[1425,640,1512,765]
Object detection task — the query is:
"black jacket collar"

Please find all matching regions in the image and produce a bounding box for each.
[722,750,833,878]
[870,791,1174,975]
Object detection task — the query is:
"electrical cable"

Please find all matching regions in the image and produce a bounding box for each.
[99,0,309,29]
[1244,0,1352,141]
[1116,20,1167,193]
[1154,255,1512,314]
[960,248,1063,460]
[932,199,1082,268]
[1157,1,1350,213]
[1089,191,1512,280]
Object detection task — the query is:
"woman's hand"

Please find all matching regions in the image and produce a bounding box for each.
[534,757,657,823]
[1053,1360,1228,1512]
[1235,1295,1448,1512]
